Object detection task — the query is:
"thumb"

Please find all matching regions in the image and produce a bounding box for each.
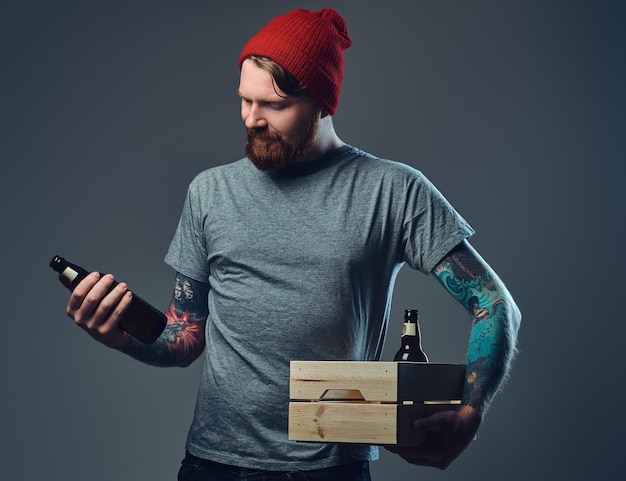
[411,415,440,445]
[412,410,453,436]
[413,413,439,431]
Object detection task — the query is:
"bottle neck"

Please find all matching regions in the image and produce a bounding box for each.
[59,266,80,284]
[401,322,417,337]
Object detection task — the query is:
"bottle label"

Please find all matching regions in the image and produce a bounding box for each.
[401,322,416,337]
[60,266,79,283]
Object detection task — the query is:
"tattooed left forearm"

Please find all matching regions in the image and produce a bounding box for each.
[433,241,521,413]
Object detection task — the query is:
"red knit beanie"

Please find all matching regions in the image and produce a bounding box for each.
[238,8,352,116]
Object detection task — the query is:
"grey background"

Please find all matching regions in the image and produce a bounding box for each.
[2,1,624,480]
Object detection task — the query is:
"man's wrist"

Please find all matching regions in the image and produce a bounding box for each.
[109,331,132,351]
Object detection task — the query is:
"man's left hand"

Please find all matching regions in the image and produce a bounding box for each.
[385,405,482,470]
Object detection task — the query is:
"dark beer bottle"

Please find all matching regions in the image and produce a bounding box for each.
[50,255,167,344]
[393,309,428,362]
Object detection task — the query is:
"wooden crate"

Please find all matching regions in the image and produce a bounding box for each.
[288,361,466,446]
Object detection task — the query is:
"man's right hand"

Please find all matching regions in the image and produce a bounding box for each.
[64,272,131,349]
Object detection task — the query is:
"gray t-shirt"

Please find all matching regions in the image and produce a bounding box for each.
[164,145,474,470]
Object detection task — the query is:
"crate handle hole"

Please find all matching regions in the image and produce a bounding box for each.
[319,389,366,402]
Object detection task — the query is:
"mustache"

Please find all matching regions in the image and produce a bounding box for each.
[246,128,281,142]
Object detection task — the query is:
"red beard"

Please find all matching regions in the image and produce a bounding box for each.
[245,108,319,171]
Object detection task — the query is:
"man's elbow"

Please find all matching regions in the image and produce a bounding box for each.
[176,344,205,368]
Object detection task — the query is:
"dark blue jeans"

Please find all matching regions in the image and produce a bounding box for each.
[177,453,372,481]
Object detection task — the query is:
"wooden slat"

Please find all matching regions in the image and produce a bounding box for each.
[290,361,466,402]
[289,402,462,445]
[288,402,399,444]
[290,361,399,402]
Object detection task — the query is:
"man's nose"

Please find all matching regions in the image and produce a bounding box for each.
[244,104,267,129]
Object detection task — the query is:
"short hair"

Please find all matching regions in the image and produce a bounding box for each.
[245,55,309,99]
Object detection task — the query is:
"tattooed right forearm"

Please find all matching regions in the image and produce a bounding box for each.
[117,273,209,367]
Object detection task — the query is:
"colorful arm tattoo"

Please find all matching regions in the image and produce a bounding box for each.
[432,241,521,414]
[117,273,209,367]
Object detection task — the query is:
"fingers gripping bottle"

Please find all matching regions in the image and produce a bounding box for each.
[50,255,167,344]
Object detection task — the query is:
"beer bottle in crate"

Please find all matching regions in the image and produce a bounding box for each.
[393,309,428,362]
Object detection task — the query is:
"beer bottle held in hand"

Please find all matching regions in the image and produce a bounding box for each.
[393,309,428,362]
[50,255,167,344]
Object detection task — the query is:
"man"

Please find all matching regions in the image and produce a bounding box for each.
[64,8,521,480]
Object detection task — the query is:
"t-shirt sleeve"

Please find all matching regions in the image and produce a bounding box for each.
[401,171,475,274]
[164,181,211,283]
